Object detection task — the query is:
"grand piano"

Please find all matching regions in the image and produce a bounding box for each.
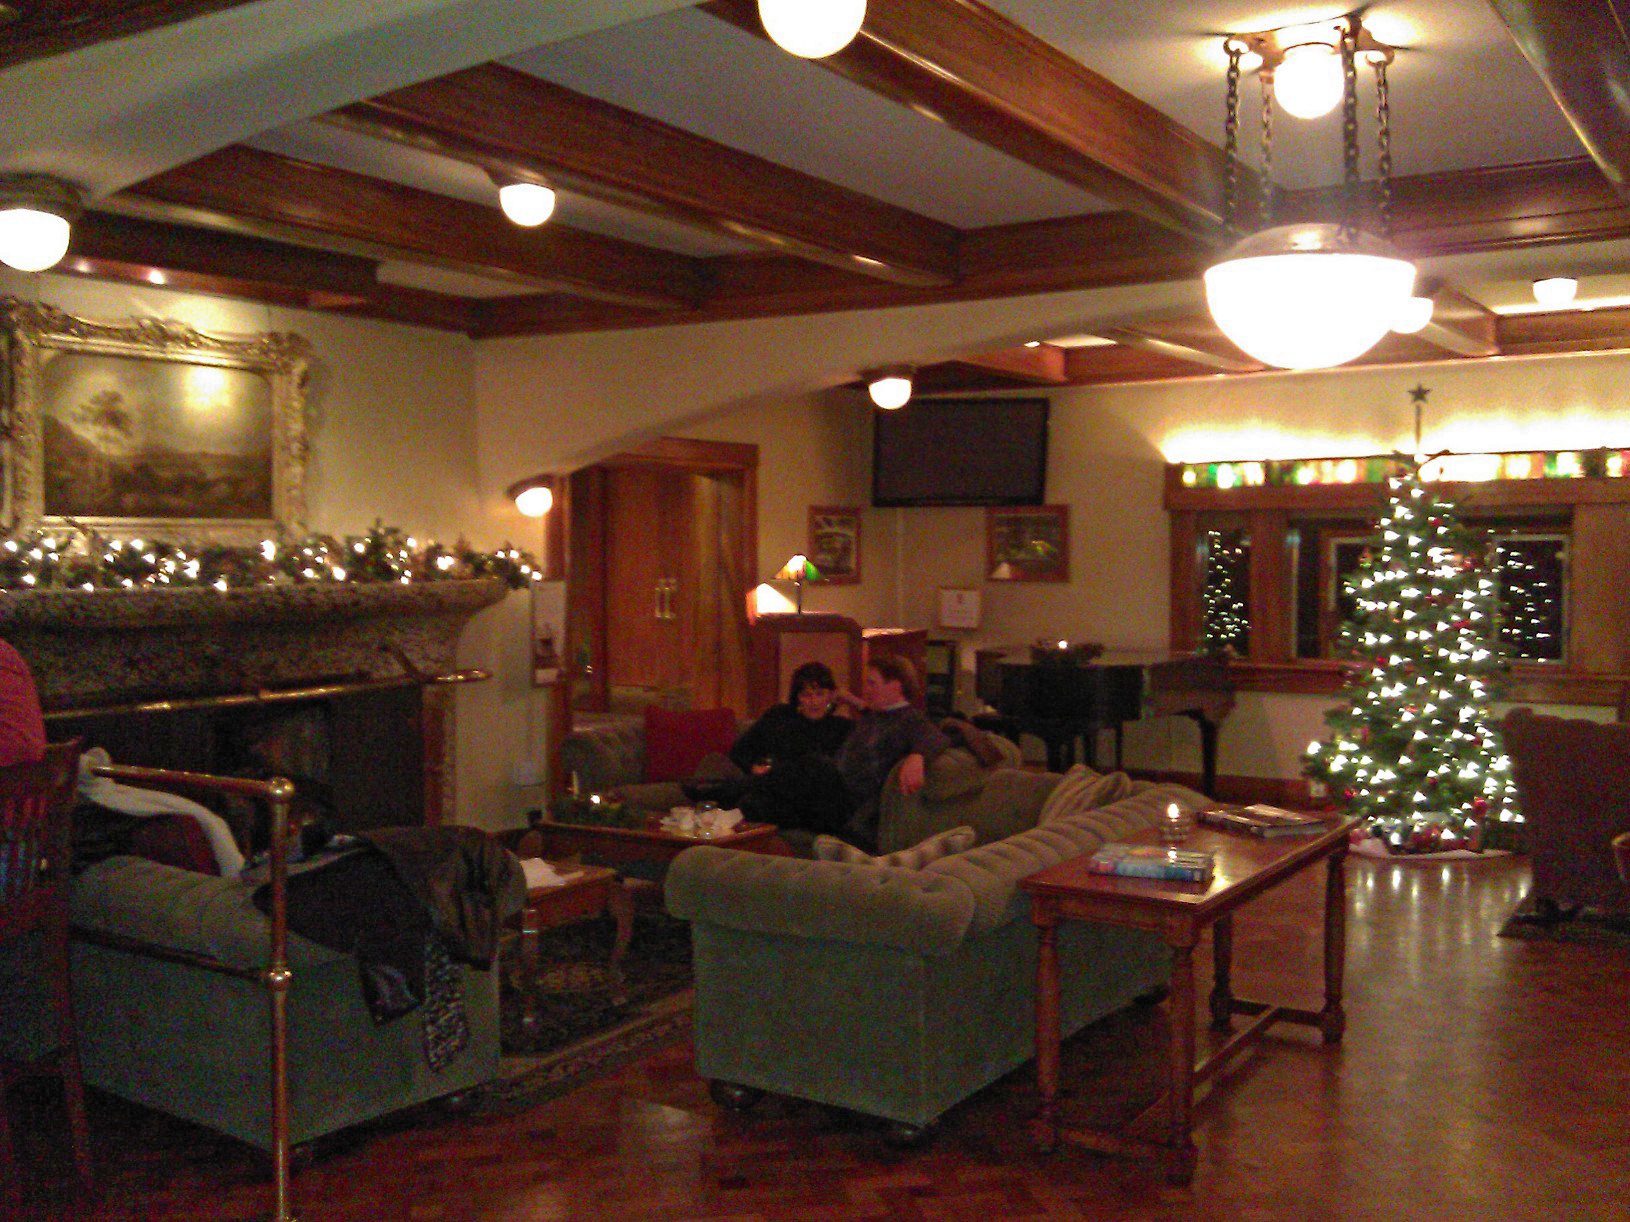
[974,648,1235,795]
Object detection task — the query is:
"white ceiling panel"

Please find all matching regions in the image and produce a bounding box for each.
[502,5,1111,229]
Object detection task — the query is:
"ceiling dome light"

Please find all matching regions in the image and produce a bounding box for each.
[1532,276,1577,308]
[1205,224,1416,370]
[498,182,557,227]
[867,370,913,410]
[1391,295,1435,335]
[507,477,555,517]
[1272,42,1345,119]
[0,175,81,272]
[759,0,866,59]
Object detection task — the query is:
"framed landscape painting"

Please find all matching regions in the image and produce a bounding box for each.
[987,504,1070,582]
[807,505,861,584]
[2,298,310,543]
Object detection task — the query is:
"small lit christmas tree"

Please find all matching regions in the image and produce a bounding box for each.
[1304,461,1515,852]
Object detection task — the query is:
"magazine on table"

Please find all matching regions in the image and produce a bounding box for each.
[1198,803,1330,838]
[1087,843,1215,884]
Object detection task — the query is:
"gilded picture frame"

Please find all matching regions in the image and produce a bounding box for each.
[807,505,861,584]
[986,504,1070,582]
[2,298,310,544]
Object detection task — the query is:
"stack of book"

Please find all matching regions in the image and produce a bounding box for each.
[1087,843,1215,883]
[1198,803,1329,838]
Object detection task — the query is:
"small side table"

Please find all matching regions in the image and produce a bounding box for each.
[512,864,634,1033]
[1021,817,1359,1185]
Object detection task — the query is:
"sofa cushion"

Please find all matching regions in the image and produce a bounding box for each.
[128,814,221,876]
[920,738,1023,802]
[643,706,739,783]
[925,784,1208,934]
[1038,765,1154,824]
[665,845,976,957]
[813,825,976,869]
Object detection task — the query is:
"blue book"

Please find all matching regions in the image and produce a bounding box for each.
[1087,843,1215,884]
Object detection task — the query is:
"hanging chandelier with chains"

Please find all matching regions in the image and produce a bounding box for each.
[1204,18,1425,371]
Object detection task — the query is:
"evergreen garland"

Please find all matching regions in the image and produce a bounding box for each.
[1303,462,1516,852]
[0,521,540,593]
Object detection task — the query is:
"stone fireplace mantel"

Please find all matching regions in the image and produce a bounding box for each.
[1,578,510,711]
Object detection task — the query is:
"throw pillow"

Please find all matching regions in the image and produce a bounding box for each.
[1038,764,1141,824]
[128,814,222,876]
[812,824,976,869]
[643,706,739,784]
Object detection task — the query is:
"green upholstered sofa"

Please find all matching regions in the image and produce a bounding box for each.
[44,856,502,1150]
[665,752,1208,1135]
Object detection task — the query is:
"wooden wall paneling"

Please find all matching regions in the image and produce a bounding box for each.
[566,467,610,714]
[1167,510,1202,651]
[1567,502,1630,675]
[747,614,864,718]
[1246,510,1292,662]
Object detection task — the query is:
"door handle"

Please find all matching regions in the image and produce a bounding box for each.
[654,579,665,621]
[662,577,677,620]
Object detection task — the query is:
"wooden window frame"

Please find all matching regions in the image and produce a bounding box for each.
[1165,466,1630,706]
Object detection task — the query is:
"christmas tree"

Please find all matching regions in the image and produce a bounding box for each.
[1304,461,1515,852]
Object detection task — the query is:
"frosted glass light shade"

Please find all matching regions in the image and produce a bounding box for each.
[0,207,71,272]
[1532,276,1577,308]
[1392,295,1435,334]
[759,0,866,58]
[868,373,912,410]
[514,485,554,517]
[1205,224,1416,370]
[498,182,557,227]
[1272,42,1344,119]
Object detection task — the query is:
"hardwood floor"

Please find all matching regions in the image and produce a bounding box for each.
[8,855,1629,1220]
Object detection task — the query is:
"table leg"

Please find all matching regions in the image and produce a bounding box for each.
[518,905,543,1036]
[607,880,635,997]
[1031,912,1062,1154]
[1208,913,1234,1032]
[1321,848,1348,1045]
[1165,938,1199,1186]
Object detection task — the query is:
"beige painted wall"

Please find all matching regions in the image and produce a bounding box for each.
[0,272,545,830]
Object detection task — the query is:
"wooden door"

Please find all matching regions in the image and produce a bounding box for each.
[604,467,695,702]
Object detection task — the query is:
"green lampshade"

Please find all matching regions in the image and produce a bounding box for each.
[774,553,820,582]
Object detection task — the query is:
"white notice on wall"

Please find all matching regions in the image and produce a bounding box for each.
[938,587,982,630]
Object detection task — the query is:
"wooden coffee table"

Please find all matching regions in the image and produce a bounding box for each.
[1021,816,1361,1185]
[525,816,791,872]
[511,864,634,1033]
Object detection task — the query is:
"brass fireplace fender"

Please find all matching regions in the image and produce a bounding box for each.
[78,763,300,1222]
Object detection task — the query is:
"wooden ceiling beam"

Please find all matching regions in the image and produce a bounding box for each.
[113,145,704,311]
[1282,158,1630,255]
[953,345,1069,385]
[1488,1,1630,201]
[66,211,477,330]
[704,0,1237,244]
[1411,281,1500,359]
[1095,325,1262,374]
[1498,304,1630,354]
[472,210,1205,337]
[1061,344,1224,385]
[326,64,958,288]
[0,1,259,71]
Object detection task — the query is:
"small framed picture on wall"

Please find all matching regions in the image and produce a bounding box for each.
[807,506,861,584]
[986,504,1070,582]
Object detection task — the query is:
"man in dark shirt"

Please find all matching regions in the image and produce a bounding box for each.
[831,656,948,849]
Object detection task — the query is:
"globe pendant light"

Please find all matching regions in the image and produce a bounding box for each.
[759,0,866,59]
[1207,23,1410,371]
[0,175,81,273]
[867,367,913,410]
[498,181,557,227]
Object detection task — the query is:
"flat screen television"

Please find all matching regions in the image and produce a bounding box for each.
[872,396,1049,507]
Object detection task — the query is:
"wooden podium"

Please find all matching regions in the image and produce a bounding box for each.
[747,614,927,715]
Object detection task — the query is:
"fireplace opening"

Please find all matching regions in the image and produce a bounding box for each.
[51,684,428,853]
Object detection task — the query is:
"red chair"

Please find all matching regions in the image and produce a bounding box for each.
[0,740,91,1195]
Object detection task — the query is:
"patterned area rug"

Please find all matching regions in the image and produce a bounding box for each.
[1499,895,1630,949]
[484,908,694,1112]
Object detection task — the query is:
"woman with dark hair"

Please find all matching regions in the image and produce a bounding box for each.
[729,661,852,776]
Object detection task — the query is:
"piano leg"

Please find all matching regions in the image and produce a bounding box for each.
[1188,713,1221,797]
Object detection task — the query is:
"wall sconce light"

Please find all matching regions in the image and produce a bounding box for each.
[497,180,557,228]
[507,476,555,517]
[0,174,82,272]
[867,366,914,410]
[759,0,866,59]
[773,552,820,613]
